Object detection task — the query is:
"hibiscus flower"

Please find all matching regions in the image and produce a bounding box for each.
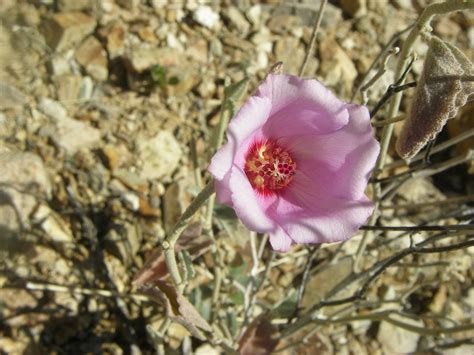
[208,74,380,252]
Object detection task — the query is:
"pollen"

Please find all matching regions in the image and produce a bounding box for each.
[244,140,296,195]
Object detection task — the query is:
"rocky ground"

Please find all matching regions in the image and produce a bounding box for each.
[0,0,473,354]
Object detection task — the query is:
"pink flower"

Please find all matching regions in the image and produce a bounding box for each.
[208,74,380,252]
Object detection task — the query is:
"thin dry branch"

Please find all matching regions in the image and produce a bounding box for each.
[299,0,327,77]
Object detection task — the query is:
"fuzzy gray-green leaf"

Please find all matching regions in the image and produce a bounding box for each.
[396,36,474,159]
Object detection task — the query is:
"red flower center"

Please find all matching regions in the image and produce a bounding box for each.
[244,140,296,195]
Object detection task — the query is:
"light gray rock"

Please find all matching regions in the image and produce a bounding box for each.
[31,204,74,243]
[319,36,357,93]
[104,223,141,266]
[444,345,474,355]
[75,36,108,81]
[392,0,413,10]
[100,20,126,59]
[79,76,94,101]
[116,0,139,10]
[0,152,51,254]
[378,314,422,353]
[57,0,91,11]
[274,37,307,75]
[38,97,68,121]
[103,252,128,292]
[267,14,301,35]
[49,54,72,76]
[0,0,15,12]
[246,5,262,27]
[193,6,219,29]
[54,116,101,154]
[125,47,179,73]
[468,27,474,49]
[137,131,182,180]
[121,192,140,211]
[0,83,28,109]
[0,152,51,200]
[54,74,82,103]
[38,98,101,154]
[41,11,96,52]
[223,6,250,34]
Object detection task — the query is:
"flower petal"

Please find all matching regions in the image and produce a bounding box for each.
[272,184,374,244]
[279,104,379,200]
[227,96,272,144]
[208,96,272,181]
[269,227,293,252]
[258,74,349,137]
[213,173,232,205]
[229,166,277,233]
[284,198,373,244]
[208,142,233,181]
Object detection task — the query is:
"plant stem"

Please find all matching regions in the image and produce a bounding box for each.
[288,246,320,324]
[373,150,473,184]
[316,310,474,336]
[239,251,276,339]
[299,0,327,77]
[24,281,149,301]
[352,23,414,101]
[377,0,474,171]
[385,128,474,170]
[281,238,474,338]
[380,194,474,210]
[372,114,405,127]
[360,224,474,232]
[353,0,474,272]
[163,181,215,290]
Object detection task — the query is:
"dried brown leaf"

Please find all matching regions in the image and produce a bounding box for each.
[238,316,279,355]
[132,248,168,286]
[140,281,212,340]
[396,36,474,159]
[178,222,213,257]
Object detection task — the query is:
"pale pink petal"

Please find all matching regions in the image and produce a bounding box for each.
[269,227,293,252]
[208,142,233,180]
[278,105,379,200]
[214,173,232,205]
[208,96,272,181]
[227,96,272,144]
[257,74,349,137]
[272,182,374,244]
[228,166,277,233]
[282,198,373,244]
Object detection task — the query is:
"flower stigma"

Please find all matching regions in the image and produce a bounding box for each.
[244,140,296,195]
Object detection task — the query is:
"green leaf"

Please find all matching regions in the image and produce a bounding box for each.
[229,288,245,306]
[168,76,180,85]
[150,65,167,87]
[228,253,250,286]
[214,203,238,221]
[178,250,195,279]
[190,285,213,322]
[269,290,298,319]
[223,77,250,115]
[227,312,239,336]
